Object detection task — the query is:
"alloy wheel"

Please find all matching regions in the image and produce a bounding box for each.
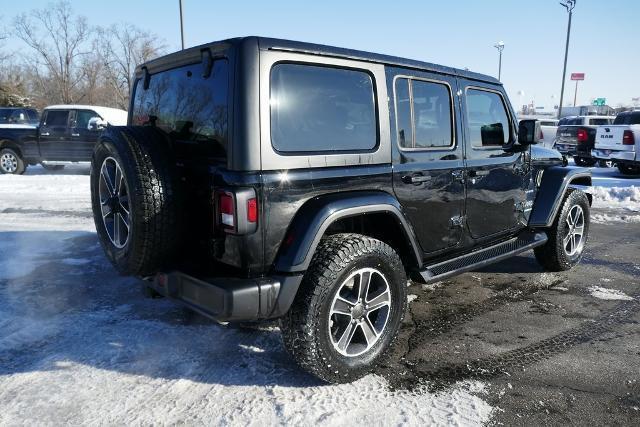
[99,157,131,248]
[0,153,18,173]
[328,267,392,357]
[563,204,585,257]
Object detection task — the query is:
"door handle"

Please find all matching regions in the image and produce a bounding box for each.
[71,133,80,137]
[402,174,431,184]
[41,132,50,136]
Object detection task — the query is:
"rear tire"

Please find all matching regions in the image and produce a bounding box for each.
[280,233,407,383]
[618,164,640,175]
[91,127,184,277]
[534,189,590,272]
[0,148,25,174]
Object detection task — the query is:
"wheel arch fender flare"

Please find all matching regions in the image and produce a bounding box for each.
[528,166,592,228]
[273,191,423,273]
[0,139,23,157]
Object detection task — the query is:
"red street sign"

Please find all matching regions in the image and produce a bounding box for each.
[571,73,585,81]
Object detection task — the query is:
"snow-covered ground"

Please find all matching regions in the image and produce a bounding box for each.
[0,163,637,425]
[0,165,495,425]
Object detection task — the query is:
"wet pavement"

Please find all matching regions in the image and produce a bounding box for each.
[380,221,640,425]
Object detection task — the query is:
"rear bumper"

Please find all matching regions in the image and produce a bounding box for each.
[591,149,636,162]
[150,271,303,322]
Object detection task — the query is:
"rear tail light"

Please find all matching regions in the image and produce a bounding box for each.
[577,128,588,143]
[215,188,258,234]
[218,192,235,228]
[247,198,258,223]
[623,130,635,145]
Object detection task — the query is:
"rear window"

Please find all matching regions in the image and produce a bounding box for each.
[588,118,611,125]
[270,63,377,153]
[131,59,229,156]
[539,121,557,126]
[614,113,640,125]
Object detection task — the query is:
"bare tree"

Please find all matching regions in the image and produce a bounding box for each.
[99,23,164,109]
[13,1,92,104]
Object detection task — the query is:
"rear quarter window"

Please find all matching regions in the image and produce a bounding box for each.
[269,63,377,153]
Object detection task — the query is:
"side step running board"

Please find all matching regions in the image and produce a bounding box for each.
[420,231,548,283]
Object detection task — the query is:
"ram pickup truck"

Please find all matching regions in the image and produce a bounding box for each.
[0,104,127,174]
[553,115,615,167]
[592,110,640,175]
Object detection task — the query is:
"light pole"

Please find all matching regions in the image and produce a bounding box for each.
[179,0,185,50]
[557,0,576,119]
[494,41,505,81]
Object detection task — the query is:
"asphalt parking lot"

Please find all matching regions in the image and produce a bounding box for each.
[382,220,640,425]
[0,166,638,425]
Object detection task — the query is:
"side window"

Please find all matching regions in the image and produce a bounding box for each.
[270,63,377,153]
[394,78,412,148]
[43,110,70,127]
[394,77,454,150]
[412,80,453,149]
[75,110,101,130]
[466,88,511,147]
[132,59,229,156]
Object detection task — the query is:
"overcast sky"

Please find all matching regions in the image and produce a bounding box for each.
[2,0,638,111]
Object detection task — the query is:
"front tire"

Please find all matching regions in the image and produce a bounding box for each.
[280,233,407,383]
[534,189,590,271]
[0,148,25,174]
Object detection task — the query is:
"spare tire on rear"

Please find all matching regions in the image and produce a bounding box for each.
[90,126,183,277]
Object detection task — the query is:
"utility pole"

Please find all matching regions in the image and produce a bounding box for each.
[558,0,576,119]
[494,41,505,81]
[179,0,185,50]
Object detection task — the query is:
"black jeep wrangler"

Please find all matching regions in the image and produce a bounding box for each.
[90,37,592,383]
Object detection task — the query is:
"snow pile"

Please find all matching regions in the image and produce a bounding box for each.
[588,286,634,301]
[591,213,640,224]
[590,186,640,211]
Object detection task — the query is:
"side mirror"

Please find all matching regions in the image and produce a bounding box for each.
[88,117,107,131]
[518,119,541,145]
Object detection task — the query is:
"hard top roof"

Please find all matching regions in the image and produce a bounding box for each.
[138,36,500,85]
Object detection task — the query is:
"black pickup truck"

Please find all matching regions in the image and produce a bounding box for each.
[553,115,614,166]
[0,104,127,174]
